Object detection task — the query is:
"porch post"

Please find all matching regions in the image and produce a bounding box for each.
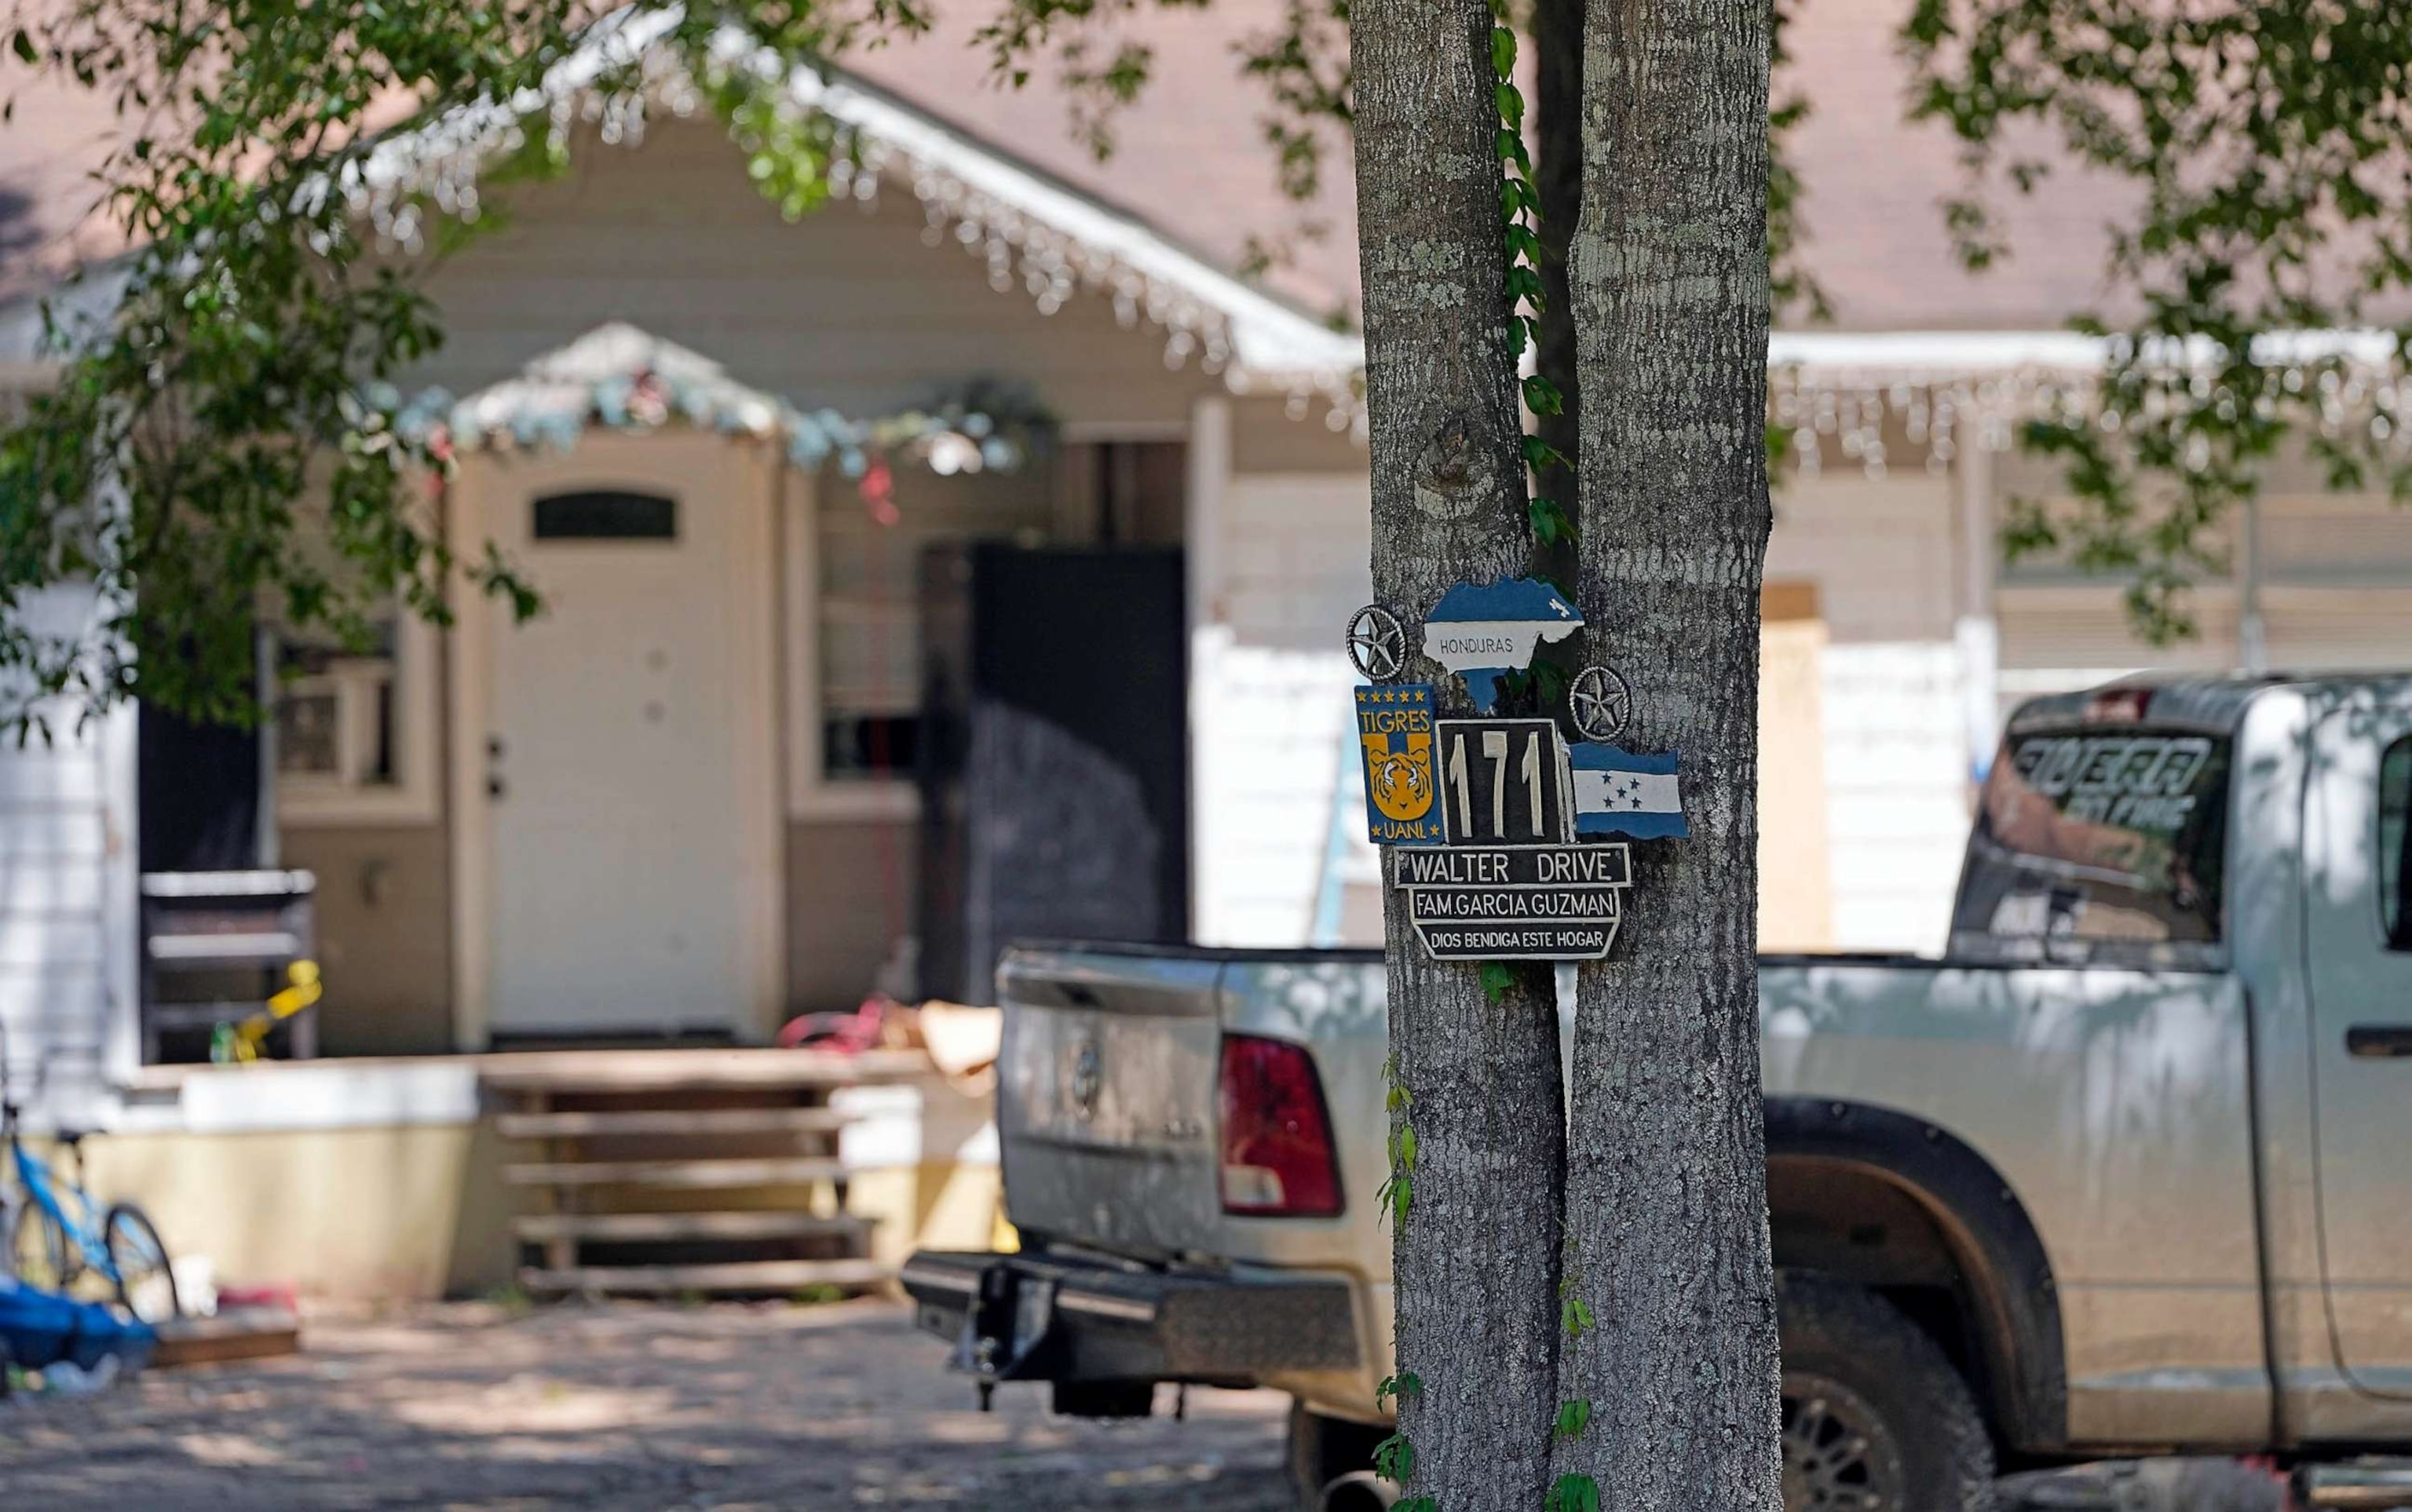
[1955,397,2003,793]
[1183,394,1232,945]
[444,473,494,1053]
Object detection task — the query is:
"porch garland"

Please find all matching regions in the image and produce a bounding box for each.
[393,364,1055,493]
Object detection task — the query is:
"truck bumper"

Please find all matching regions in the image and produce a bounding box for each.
[901,1248,1361,1389]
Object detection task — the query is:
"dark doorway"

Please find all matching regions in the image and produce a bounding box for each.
[137,703,264,874]
[917,543,1189,1004]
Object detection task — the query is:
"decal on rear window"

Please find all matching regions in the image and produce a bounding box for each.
[1951,730,2231,968]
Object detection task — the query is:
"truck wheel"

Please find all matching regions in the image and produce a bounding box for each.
[1287,1401,1390,1512]
[1780,1272,1996,1512]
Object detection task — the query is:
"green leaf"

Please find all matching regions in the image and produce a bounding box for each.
[1376,1369,1423,1407]
[1555,1398,1592,1438]
[1496,128,1531,175]
[1478,962,1514,1003]
[1547,1474,1603,1512]
[1521,435,1569,473]
[10,29,35,64]
[1522,373,1564,417]
[1533,659,1570,706]
[1527,495,1564,547]
[1495,82,1524,131]
[1372,1433,1415,1485]
[1395,1123,1417,1170]
[1490,26,1515,79]
[1562,1294,1594,1337]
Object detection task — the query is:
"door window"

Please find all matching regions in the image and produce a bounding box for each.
[532,490,678,541]
[2380,736,2412,950]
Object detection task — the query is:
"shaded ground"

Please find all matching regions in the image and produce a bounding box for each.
[0,1298,1293,1511]
[0,1298,2295,1510]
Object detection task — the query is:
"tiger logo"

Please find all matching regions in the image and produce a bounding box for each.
[1369,740,1434,822]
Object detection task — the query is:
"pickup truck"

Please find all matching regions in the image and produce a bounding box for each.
[904,674,2412,1512]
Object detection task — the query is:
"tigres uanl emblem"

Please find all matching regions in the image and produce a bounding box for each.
[1354,684,1444,846]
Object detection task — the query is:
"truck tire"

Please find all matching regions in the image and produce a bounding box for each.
[1780,1271,1997,1512]
[1287,1401,1390,1511]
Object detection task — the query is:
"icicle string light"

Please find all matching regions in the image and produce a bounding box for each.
[338,31,1367,440]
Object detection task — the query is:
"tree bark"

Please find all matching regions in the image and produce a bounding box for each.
[1552,2,1782,1508]
[1349,0,1566,1507]
[1533,0,1582,487]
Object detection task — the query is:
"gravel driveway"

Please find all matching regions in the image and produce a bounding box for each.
[0,1298,1292,1510]
[0,1298,2292,1511]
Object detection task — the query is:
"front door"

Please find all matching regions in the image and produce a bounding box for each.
[480,435,781,1038]
[2304,696,2412,1400]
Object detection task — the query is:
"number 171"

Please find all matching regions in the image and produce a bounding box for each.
[1445,727,1549,840]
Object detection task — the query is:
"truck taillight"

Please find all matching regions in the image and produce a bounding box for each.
[1219,1034,1343,1218]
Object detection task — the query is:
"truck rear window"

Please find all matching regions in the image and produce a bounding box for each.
[1950,729,2231,967]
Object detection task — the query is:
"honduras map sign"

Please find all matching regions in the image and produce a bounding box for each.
[1420,578,1583,713]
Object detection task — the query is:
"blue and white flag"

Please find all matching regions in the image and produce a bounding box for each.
[1569,743,1687,839]
[1420,577,1583,711]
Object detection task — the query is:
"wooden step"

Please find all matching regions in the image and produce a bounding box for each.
[511,1211,872,1243]
[478,1049,926,1095]
[518,1258,890,1295]
[153,1306,303,1368]
[496,1107,857,1140]
[504,1156,848,1189]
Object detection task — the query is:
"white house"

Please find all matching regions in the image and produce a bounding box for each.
[5,0,2412,1090]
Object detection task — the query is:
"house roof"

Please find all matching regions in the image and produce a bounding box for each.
[0,0,2201,372]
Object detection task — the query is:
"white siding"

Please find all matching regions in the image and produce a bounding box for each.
[1190,631,1357,946]
[411,121,1231,429]
[1192,466,1988,954]
[1192,471,1372,946]
[1768,476,1972,955]
[1217,472,1374,652]
[1818,644,1969,953]
[0,586,137,1130]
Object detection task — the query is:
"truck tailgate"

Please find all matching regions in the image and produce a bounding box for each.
[996,948,1226,1256]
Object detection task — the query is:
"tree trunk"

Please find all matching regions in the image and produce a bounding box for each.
[1534,0,1582,487]
[1551,1,1782,1508]
[1349,0,1566,1507]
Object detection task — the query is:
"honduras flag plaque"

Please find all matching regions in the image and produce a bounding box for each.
[1568,743,1689,839]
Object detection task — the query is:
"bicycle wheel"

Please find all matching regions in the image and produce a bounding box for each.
[9,1199,75,1292]
[103,1203,180,1322]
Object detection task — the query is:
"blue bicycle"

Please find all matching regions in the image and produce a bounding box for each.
[0,1023,181,1323]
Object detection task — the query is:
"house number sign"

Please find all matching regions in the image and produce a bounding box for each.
[1398,716,1630,960]
[1347,581,1688,965]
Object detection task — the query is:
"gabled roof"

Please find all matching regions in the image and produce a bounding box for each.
[0,0,2356,386]
[0,4,1361,396]
[0,1,2146,339]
